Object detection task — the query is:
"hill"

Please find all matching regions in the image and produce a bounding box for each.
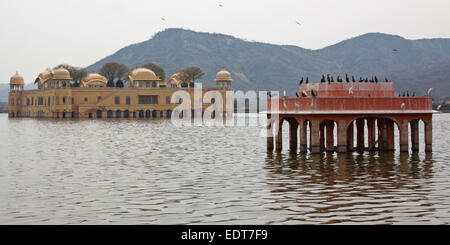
[2,29,449,102]
[87,28,450,97]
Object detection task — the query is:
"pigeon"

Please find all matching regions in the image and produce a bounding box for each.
[299,77,303,85]
[305,77,309,84]
[352,76,356,83]
[345,74,350,83]
[427,88,434,96]
[296,92,299,98]
[401,103,405,111]
[348,86,353,95]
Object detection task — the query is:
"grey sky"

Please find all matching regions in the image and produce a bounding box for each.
[1,0,449,84]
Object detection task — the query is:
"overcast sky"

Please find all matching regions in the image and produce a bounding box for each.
[1,0,450,84]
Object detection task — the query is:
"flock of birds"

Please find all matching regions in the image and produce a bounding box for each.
[298,74,390,85]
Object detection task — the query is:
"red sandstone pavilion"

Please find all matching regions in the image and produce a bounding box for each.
[266,82,433,153]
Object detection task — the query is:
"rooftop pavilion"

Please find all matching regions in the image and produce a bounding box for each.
[267,81,433,154]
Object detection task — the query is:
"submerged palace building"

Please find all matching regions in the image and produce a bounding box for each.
[8,67,233,119]
[267,82,433,153]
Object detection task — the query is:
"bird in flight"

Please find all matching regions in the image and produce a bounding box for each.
[218,4,223,7]
[295,21,301,26]
[161,17,166,21]
[392,49,399,52]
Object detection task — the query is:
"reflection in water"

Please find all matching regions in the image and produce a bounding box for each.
[0,114,449,224]
[264,151,437,224]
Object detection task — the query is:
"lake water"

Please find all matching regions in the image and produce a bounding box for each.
[0,113,449,224]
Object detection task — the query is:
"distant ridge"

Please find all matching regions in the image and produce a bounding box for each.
[1,29,450,102]
[87,28,450,98]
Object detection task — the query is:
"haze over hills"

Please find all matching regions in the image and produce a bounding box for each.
[1,28,450,102]
[87,28,450,97]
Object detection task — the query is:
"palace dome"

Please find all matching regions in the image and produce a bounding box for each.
[81,73,107,87]
[53,67,71,80]
[128,68,160,81]
[10,72,24,85]
[35,69,53,85]
[215,69,232,81]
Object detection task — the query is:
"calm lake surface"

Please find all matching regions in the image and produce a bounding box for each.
[0,113,449,224]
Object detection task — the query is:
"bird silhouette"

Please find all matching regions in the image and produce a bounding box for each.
[327,74,331,83]
[311,89,317,97]
[345,74,350,83]
[393,49,399,52]
[267,91,272,98]
[364,78,369,83]
[412,92,415,97]
[321,75,326,83]
[385,78,389,83]
[296,92,299,98]
[161,17,166,21]
[352,76,356,83]
[218,4,223,7]
[299,77,303,85]
[402,92,406,97]
[295,21,301,26]
[305,77,309,84]
[374,76,378,83]
[406,91,409,97]
[331,76,334,83]
[359,77,363,83]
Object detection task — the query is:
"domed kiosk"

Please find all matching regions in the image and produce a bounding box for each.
[10,72,24,91]
[81,73,107,88]
[216,69,232,89]
[126,68,160,89]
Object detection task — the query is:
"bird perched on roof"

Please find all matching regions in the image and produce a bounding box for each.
[330,76,334,83]
[402,92,406,97]
[321,75,326,83]
[299,77,303,85]
[374,76,378,83]
[311,89,317,97]
[283,90,287,98]
[305,77,309,84]
[385,78,389,83]
[406,91,410,97]
[327,74,331,83]
[401,103,405,111]
[412,92,415,97]
[348,85,353,95]
[427,88,434,96]
[359,77,363,83]
[301,91,308,97]
[364,78,369,83]
[345,74,350,83]
[267,91,272,98]
[296,92,299,98]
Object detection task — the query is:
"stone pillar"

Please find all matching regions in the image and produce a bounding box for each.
[410,120,419,152]
[267,119,274,152]
[367,118,376,151]
[337,120,348,153]
[299,120,308,153]
[425,120,432,152]
[289,120,298,152]
[310,120,321,153]
[386,120,395,151]
[320,123,325,152]
[347,121,354,152]
[377,119,383,150]
[400,120,409,152]
[356,119,365,152]
[381,119,388,150]
[276,120,283,152]
[326,121,335,151]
